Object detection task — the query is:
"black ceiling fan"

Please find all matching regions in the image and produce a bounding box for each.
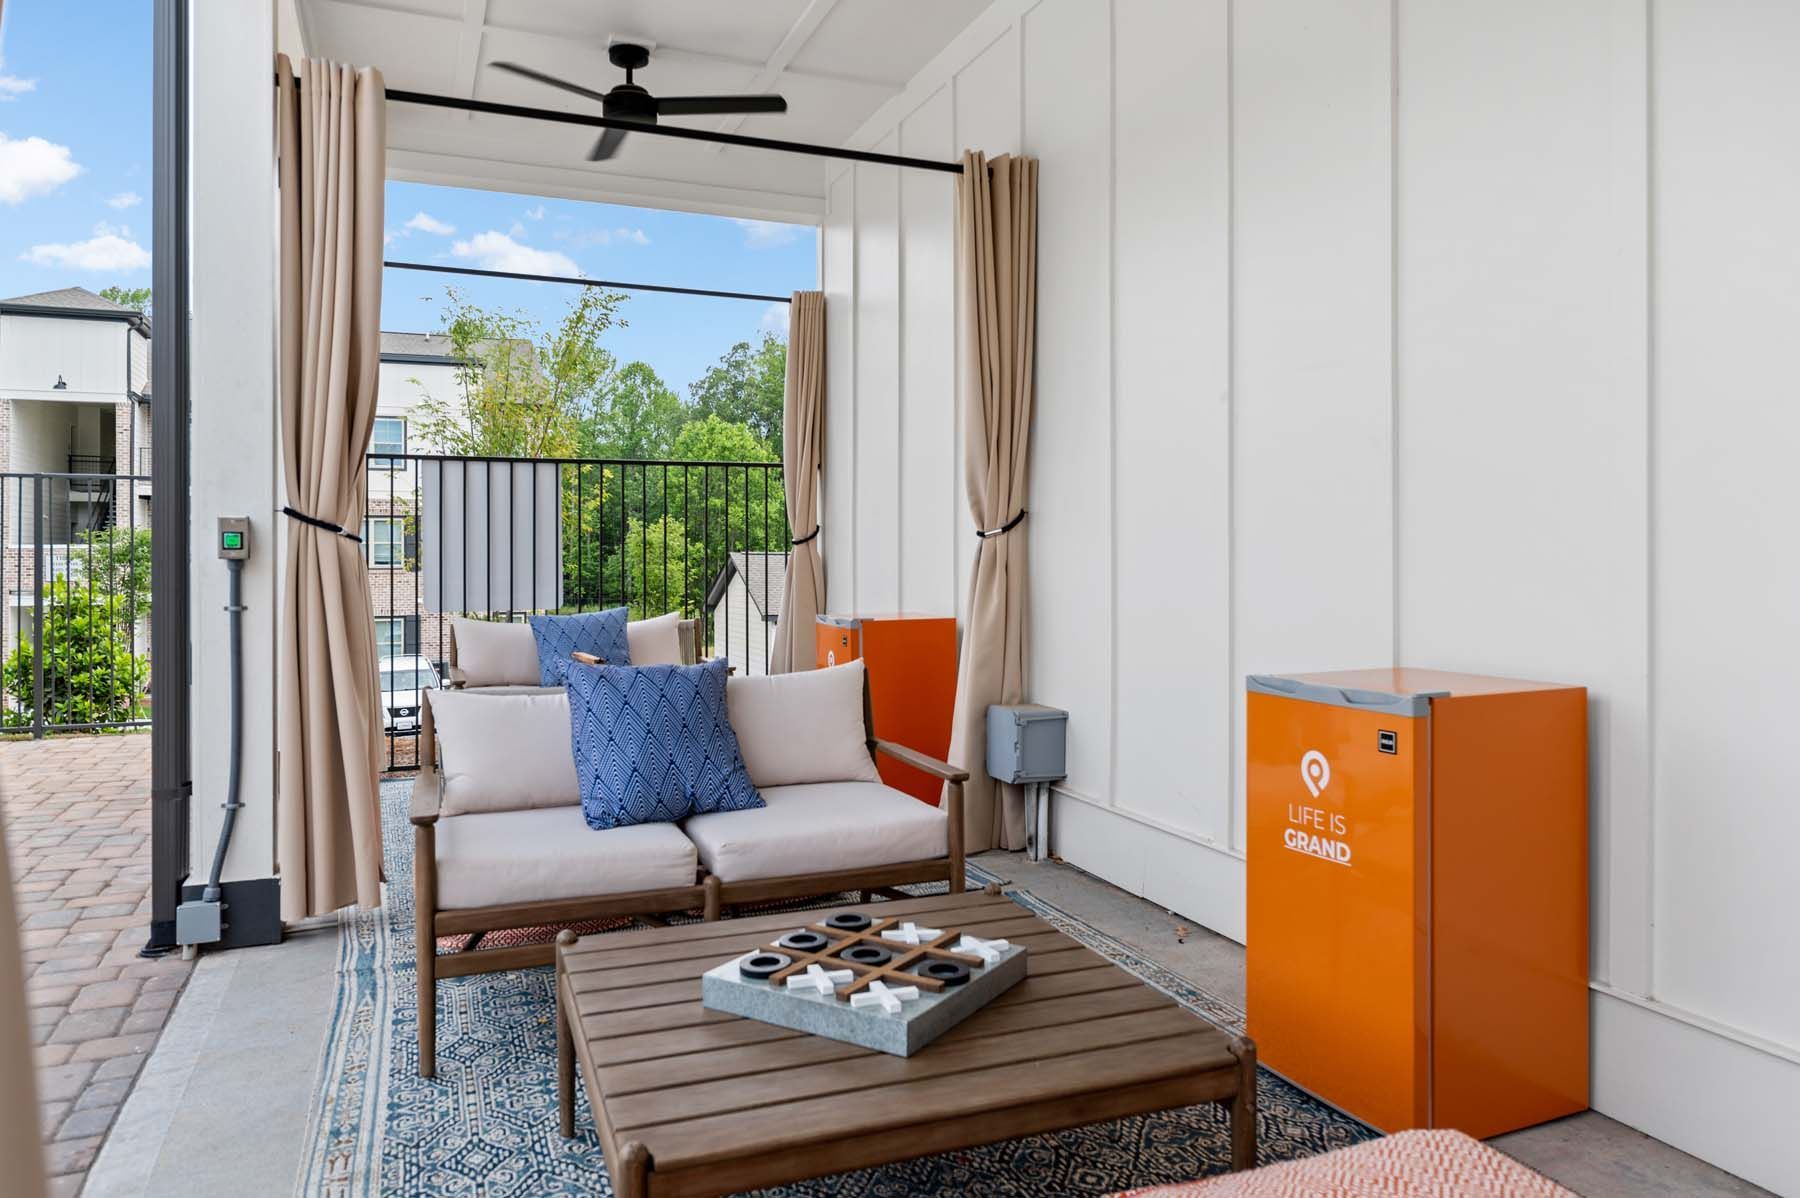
[490,43,788,162]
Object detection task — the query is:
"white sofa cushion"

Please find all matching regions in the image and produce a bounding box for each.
[726,661,881,788]
[449,618,539,686]
[434,805,698,909]
[455,613,687,684]
[626,611,685,666]
[428,688,577,815]
[681,781,947,882]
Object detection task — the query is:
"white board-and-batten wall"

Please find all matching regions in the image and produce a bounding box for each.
[818,2,1800,1193]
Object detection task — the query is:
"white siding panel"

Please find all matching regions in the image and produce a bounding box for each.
[1231,0,1394,845]
[1111,0,1232,848]
[898,87,957,616]
[1021,0,1112,800]
[822,168,858,612]
[1650,0,1800,1051]
[853,140,902,613]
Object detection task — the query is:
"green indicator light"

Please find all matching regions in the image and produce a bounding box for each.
[222,532,243,550]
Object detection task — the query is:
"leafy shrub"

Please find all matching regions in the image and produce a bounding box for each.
[2,579,149,728]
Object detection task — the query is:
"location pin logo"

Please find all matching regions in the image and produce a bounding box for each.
[1300,750,1330,798]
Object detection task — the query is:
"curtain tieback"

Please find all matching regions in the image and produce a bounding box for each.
[282,506,364,543]
[975,509,1028,539]
[791,526,821,546]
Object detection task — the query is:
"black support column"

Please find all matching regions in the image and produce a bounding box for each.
[145,0,191,957]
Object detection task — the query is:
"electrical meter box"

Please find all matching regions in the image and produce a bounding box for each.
[985,704,1068,784]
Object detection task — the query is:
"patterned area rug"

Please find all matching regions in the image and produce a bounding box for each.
[296,781,1374,1196]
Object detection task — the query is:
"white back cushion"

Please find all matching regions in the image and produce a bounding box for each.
[726,661,880,788]
[626,611,685,666]
[428,688,578,815]
[449,618,539,687]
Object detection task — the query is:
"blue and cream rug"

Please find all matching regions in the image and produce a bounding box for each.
[296,781,1373,1196]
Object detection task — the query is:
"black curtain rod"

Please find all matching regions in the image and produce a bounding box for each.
[382,88,964,174]
[279,74,964,173]
[385,259,792,303]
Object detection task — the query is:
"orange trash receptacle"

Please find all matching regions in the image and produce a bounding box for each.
[1246,668,1589,1138]
[816,614,957,805]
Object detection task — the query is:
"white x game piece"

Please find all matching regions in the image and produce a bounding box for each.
[849,980,922,1015]
[784,963,854,994]
[879,921,943,946]
[953,934,1010,964]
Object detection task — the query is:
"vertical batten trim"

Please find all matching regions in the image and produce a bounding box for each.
[1224,0,1241,851]
[1389,0,1403,670]
[1104,0,1120,812]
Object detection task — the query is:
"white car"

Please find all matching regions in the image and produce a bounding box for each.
[380,654,442,732]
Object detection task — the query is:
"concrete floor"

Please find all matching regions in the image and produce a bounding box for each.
[984,851,1772,1198]
[87,851,1769,1198]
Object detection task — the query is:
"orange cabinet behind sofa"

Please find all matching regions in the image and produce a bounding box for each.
[816,614,957,805]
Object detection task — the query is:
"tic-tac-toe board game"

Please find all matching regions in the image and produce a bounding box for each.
[700,910,1028,1057]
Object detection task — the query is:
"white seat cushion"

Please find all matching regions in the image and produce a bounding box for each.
[449,618,540,686]
[626,611,686,665]
[726,662,881,788]
[434,806,698,909]
[681,782,947,883]
[427,688,577,816]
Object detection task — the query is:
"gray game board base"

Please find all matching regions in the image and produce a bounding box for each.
[701,943,1029,1056]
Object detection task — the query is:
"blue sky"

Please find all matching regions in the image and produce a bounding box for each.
[0,1,817,396]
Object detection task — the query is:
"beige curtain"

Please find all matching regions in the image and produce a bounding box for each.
[0,807,47,1198]
[275,55,387,920]
[769,291,827,674]
[946,151,1039,853]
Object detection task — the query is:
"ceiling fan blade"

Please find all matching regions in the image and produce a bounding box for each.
[589,126,629,161]
[489,60,613,106]
[654,94,788,117]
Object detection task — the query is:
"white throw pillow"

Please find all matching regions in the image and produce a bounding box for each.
[449,618,539,687]
[627,611,685,666]
[726,661,881,789]
[428,688,579,815]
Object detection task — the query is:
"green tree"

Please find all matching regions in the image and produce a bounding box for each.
[686,333,786,447]
[599,516,705,620]
[2,579,149,728]
[74,527,153,630]
[411,284,625,458]
[580,360,686,460]
[100,285,151,315]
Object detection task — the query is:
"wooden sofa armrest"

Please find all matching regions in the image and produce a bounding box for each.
[410,766,443,826]
[873,739,969,783]
[571,650,603,666]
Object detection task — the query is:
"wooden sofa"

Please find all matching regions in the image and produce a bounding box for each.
[409,645,966,1077]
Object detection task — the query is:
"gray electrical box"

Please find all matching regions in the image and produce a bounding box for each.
[217,516,251,560]
[986,704,1068,784]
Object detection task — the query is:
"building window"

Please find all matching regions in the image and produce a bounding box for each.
[374,616,406,660]
[375,614,421,663]
[365,516,407,567]
[370,416,406,467]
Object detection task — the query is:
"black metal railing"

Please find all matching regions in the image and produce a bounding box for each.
[367,453,789,770]
[0,471,153,735]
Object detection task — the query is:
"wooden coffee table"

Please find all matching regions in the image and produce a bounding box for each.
[555,891,1256,1197]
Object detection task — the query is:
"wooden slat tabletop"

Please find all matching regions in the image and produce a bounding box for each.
[557,891,1253,1198]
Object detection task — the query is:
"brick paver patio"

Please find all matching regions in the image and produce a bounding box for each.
[1,733,190,1198]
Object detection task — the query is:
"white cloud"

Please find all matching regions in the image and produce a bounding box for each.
[22,221,150,271]
[570,225,650,249]
[450,230,580,277]
[733,218,801,249]
[403,211,455,236]
[524,204,546,220]
[0,74,34,100]
[759,303,790,338]
[106,191,142,210]
[508,220,526,239]
[0,132,82,203]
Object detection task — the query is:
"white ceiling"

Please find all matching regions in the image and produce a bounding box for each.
[290,0,995,221]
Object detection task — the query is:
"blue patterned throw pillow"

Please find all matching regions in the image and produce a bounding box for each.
[565,658,763,831]
[529,607,631,686]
